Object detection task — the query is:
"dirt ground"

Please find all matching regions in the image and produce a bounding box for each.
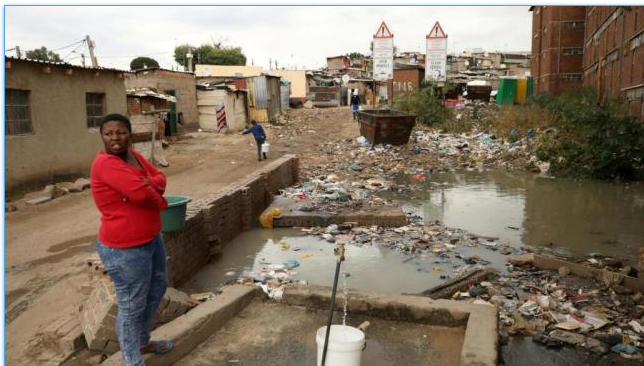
[4,107,357,365]
[175,299,465,366]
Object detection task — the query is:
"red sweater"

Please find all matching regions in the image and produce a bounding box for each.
[91,150,168,248]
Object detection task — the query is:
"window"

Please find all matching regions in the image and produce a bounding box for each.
[563,47,583,55]
[86,93,105,128]
[560,73,582,81]
[5,89,33,135]
[631,31,644,51]
[564,21,585,29]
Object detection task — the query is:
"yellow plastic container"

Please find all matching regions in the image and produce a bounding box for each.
[515,78,528,104]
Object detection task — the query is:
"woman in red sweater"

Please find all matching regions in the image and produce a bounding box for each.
[91,113,172,366]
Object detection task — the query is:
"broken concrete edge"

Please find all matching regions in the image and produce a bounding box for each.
[280,284,497,366]
[100,285,262,366]
[533,254,644,293]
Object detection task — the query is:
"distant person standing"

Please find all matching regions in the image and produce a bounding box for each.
[242,120,267,161]
[350,91,361,120]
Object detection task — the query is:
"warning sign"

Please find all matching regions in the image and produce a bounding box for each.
[373,21,394,81]
[425,21,447,82]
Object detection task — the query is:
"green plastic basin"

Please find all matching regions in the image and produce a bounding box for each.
[161,195,192,233]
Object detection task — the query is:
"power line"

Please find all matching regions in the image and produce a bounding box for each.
[50,39,85,52]
[61,42,87,61]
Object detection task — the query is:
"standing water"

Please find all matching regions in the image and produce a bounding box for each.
[186,171,644,296]
[384,170,644,263]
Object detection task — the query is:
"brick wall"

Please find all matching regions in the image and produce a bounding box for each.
[531,6,586,95]
[124,69,198,126]
[162,155,298,287]
[583,6,644,121]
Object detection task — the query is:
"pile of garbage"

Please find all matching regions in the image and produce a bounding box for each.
[236,249,305,300]
[278,174,394,214]
[299,128,547,186]
[450,255,644,361]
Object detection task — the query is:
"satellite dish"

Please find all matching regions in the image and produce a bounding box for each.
[342,74,351,84]
[464,60,470,66]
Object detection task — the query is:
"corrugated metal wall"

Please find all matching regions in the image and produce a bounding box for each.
[280,85,290,112]
[251,76,268,108]
[266,76,281,119]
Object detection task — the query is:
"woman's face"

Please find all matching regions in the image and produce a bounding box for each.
[101,121,130,156]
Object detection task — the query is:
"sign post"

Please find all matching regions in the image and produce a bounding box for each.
[425,21,448,83]
[373,21,394,106]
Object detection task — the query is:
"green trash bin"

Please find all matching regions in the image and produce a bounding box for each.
[497,78,518,105]
[161,195,192,233]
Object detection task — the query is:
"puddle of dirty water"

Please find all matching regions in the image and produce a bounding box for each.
[384,170,644,263]
[187,170,644,295]
[186,228,509,295]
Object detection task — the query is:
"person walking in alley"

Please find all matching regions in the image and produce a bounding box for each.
[350,90,361,120]
[90,113,173,366]
[242,119,268,161]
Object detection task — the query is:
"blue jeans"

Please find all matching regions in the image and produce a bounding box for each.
[97,233,168,366]
[256,137,267,160]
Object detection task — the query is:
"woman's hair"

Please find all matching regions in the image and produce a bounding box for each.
[99,113,132,133]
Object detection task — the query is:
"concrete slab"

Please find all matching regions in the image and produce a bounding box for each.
[101,284,497,366]
[26,196,52,205]
[281,285,498,366]
[100,285,259,366]
[266,196,407,228]
[176,299,465,366]
[534,254,644,293]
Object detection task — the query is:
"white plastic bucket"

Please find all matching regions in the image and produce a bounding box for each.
[316,325,365,366]
[261,142,270,153]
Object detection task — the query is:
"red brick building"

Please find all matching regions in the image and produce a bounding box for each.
[386,64,425,100]
[530,6,586,95]
[531,6,644,120]
[582,6,644,119]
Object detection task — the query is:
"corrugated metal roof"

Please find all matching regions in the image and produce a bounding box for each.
[126,88,177,102]
[131,67,194,75]
[5,56,127,73]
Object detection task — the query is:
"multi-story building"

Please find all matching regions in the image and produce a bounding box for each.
[530,6,586,95]
[582,6,644,118]
[531,6,644,120]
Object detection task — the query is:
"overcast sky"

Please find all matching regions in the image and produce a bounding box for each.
[5,6,532,71]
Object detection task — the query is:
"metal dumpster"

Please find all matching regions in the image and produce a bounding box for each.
[356,109,417,146]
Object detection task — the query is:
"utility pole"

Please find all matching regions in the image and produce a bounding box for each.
[86,35,98,67]
[269,58,272,70]
[81,54,86,67]
[186,52,193,72]
[15,46,21,58]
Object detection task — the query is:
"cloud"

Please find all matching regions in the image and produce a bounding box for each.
[5,5,532,70]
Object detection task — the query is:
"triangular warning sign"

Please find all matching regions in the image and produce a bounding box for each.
[374,21,393,38]
[426,21,447,39]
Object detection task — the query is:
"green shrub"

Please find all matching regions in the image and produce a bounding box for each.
[535,88,644,179]
[392,82,451,126]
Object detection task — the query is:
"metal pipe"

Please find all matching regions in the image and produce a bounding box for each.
[321,244,345,366]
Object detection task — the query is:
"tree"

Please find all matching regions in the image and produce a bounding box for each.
[130,56,160,70]
[197,45,246,66]
[174,43,246,69]
[25,47,62,62]
[173,44,197,69]
[346,52,365,60]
